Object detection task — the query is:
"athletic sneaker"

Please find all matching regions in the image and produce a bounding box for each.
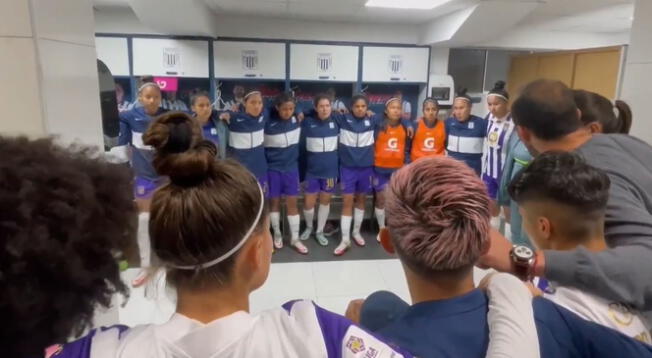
[323,221,339,237]
[273,232,283,250]
[334,241,350,256]
[352,232,366,247]
[131,269,149,288]
[376,232,381,243]
[300,227,313,241]
[315,232,329,246]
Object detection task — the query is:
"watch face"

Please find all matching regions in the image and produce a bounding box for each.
[513,245,534,260]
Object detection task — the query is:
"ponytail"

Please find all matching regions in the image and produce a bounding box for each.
[614,100,633,134]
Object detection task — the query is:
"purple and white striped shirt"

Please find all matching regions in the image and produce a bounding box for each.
[482,113,515,181]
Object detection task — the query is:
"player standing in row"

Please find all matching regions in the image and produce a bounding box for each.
[336,95,376,253]
[113,81,168,287]
[219,90,269,194]
[445,88,488,175]
[370,98,411,245]
[300,95,340,247]
[482,81,515,218]
[264,93,307,254]
[410,97,446,162]
[189,91,227,156]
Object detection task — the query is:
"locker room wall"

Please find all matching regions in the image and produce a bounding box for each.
[508,47,623,99]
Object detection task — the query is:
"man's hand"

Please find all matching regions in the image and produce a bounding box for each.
[366,110,375,117]
[297,112,305,122]
[219,112,231,124]
[477,228,515,273]
[406,126,414,139]
[345,299,365,324]
[338,108,349,114]
[230,103,240,112]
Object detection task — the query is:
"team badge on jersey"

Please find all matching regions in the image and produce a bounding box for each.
[365,120,370,126]
[210,128,217,135]
[488,130,499,145]
[330,122,335,129]
[346,336,366,354]
[468,122,475,129]
[259,116,264,123]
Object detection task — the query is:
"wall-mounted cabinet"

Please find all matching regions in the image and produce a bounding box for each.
[290,44,358,81]
[132,38,209,78]
[362,46,429,83]
[214,41,286,80]
[95,37,129,76]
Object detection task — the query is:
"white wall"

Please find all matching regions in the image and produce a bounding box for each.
[94,6,420,44]
[620,0,652,144]
[479,27,630,51]
[1,0,103,148]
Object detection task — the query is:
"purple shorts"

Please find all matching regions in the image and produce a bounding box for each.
[134,177,162,199]
[268,170,300,198]
[373,171,392,192]
[483,174,499,200]
[305,177,337,194]
[341,166,373,195]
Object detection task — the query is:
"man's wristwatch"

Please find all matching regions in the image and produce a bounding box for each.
[510,245,536,281]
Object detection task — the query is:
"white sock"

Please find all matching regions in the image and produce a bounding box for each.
[341,215,352,243]
[137,212,151,268]
[303,208,315,229]
[317,204,330,234]
[353,208,364,236]
[288,214,300,241]
[270,212,281,236]
[375,207,386,230]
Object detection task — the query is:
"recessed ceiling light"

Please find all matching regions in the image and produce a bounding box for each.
[365,0,452,10]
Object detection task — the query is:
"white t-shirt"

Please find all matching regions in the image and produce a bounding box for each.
[539,280,652,344]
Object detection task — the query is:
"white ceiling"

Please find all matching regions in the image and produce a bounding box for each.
[203,0,476,24]
[92,0,635,33]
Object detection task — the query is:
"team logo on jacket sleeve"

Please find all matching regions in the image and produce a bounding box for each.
[346,336,366,354]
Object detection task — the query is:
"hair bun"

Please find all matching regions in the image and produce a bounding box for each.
[457,88,468,97]
[493,81,506,91]
[143,112,215,185]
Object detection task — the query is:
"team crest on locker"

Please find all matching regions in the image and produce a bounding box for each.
[389,55,403,75]
[162,47,181,71]
[242,50,258,71]
[317,53,333,73]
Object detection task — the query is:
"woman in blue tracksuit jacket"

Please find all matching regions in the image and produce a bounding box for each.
[445,88,488,176]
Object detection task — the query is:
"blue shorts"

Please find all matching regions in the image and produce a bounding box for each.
[305,177,337,194]
[482,174,499,200]
[268,170,300,198]
[340,166,373,195]
[134,177,163,199]
[373,171,392,192]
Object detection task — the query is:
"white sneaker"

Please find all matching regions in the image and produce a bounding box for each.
[333,241,351,256]
[352,232,366,246]
[376,232,382,242]
[300,227,313,241]
[273,232,283,249]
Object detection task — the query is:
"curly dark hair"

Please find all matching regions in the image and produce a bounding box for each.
[0,136,136,357]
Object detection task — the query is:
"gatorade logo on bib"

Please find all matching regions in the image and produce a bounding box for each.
[424,137,435,149]
[388,138,398,149]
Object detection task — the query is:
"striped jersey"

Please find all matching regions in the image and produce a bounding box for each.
[445,115,489,175]
[264,113,301,173]
[301,115,339,179]
[117,106,168,180]
[481,113,515,181]
[226,111,268,179]
[49,300,412,358]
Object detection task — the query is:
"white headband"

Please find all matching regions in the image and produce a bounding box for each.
[138,82,160,93]
[385,97,401,107]
[454,96,471,103]
[488,93,508,101]
[167,181,265,271]
[244,90,261,100]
